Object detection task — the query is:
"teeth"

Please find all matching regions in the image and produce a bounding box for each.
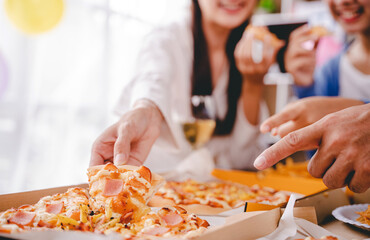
[220,1,242,10]
[341,10,360,19]
[222,4,240,10]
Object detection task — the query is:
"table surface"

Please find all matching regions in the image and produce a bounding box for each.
[322,219,370,239]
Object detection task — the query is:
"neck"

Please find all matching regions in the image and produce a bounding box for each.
[202,19,230,51]
[357,31,370,53]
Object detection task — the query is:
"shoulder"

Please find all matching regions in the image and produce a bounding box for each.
[146,13,192,47]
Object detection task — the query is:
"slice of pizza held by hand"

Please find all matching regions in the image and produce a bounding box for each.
[87,163,164,225]
[87,163,209,238]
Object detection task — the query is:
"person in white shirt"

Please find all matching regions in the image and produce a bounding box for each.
[90,0,282,171]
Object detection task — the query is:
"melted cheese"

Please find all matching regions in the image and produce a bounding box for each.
[0,224,21,233]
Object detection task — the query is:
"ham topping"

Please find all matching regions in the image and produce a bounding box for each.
[9,211,36,226]
[45,202,64,214]
[102,179,123,197]
[143,226,170,236]
[161,213,184,226]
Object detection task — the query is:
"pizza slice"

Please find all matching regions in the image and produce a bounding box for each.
[87,163,164,230]
[87,164,209,238]
[245,25,284,48]
[296,237,338,240]
[96,205,209,238]
[0,187,92,233]
[310,26,330,38]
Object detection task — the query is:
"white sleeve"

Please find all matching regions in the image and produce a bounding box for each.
[113,27,180,150]
[208,99,269,170]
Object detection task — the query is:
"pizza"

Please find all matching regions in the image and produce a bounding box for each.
[245,25,284,48]
[149,179,290,214]
[87,164,163,224]
[310,26,330,37]
[356,205,370,225]
[296,237,338,240]
[257,158,314,179]
[0,163,209,239]
[0,187,91,233]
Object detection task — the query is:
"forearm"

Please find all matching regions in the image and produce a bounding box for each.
[241,79,264,126]
[133,99,164,128]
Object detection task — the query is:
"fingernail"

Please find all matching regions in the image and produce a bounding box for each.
[114,153,127,165]
[260,124,270,133]
[254,155,266,169]
[271,127,278,136]
[301,40,315,51]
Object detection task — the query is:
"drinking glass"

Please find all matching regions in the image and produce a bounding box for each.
[182,95,216,149]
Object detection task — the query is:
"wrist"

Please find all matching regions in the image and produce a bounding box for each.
[133,99,164,124]
[242,79,264,93]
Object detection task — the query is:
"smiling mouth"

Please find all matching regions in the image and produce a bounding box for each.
[219,1,245,12]
[338,6,364,22]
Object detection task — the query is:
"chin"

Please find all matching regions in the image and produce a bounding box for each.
[339,20,370,34]
[216,14,249,29]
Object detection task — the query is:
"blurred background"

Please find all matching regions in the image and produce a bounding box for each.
[0,0,342,193]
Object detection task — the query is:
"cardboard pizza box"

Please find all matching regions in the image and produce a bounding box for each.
[212,168,327,196]
[0,183,88,212]
[197,207,318,240]
[211,169,354,224]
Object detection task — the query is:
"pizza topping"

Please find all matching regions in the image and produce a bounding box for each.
[102,179,123,197]
[103,163,119,172]
[161,213,184,227]
[37,220,54,228]
[197,218,210,228]
[296,237,338,240]
[0,224,20,234]
[56,214,79,227]
[9,211,36,226]
[173,206,187,214]
[66,209,80,221]
[120,211,133,224]
[126,178,146,192]
[45,202,64,215]
[142,226,170,236]
[136,166,152,183]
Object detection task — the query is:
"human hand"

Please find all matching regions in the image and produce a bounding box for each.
[235,26,284,85]
[285,25,320,87]
[90,100,163,166]
[254,104,370,193]
[260,97,363,137]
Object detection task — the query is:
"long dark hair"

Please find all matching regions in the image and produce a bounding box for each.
[191,0,250,135]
